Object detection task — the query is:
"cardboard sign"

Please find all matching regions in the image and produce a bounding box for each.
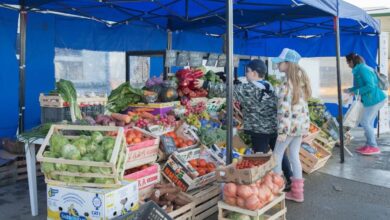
[189,52,203,67]
[176,52,190,66]
[165,50,177,67]
[160,136,177,155]
[206,53,218,66]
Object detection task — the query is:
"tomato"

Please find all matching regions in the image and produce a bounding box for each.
[189,159,198,167]
[197,168,206,176]
[186,140,194,146]
[140,165,149,170]
[198,159,207,168]
[126,137,133,144]
[133,137,142,143]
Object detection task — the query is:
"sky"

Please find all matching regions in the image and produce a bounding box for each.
[344,0,390,9]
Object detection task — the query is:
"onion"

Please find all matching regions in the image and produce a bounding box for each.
[245,195,260,210]
[271,183,280,195]
[264,175,274,190]
[223,183,237,198]
[237,185,253,199]
[236,197,245,208]
[224,196,237,206]
[262,183,273,202]
[273,174,285,189]
[257,185,268,203]
[268,193,274,203]
[251,185,259,196]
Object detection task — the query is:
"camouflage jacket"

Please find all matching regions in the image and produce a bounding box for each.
[204,80,278,134]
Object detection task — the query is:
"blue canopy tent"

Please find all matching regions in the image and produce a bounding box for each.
[0,1,380,160]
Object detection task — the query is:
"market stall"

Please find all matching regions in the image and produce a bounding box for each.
[0,0,381,220]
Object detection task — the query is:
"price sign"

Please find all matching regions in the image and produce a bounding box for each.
[165,50,177,67]
[160,136,177,155]
[176,51,190,66]
[217,54,226,67]
[206,53,218,66]
[189,52,203,67]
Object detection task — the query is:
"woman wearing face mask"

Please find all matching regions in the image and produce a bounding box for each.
[195,59,294,189]
[272,48,312,203]
[344,53,387,155]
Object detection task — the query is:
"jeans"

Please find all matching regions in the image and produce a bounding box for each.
[247,131,293,182]
[273,136,303,179]
[359,100,386,147]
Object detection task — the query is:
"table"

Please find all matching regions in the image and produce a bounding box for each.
[21,138,44,217]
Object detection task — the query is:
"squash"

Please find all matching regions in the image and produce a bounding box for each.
[160,80,178,102]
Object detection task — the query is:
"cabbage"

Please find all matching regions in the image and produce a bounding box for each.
[66,165,79,173]
[61,144,81,160]
[41,162,55,174]
[90,167,111,175]
[101,137,115,152]
[91,131,104,143]
[93,150,105,162]
[94,178,115,184]
[228,212,252,220]
[50,134,69,156]
[55,161,67,171]
[87,142,98,154]
[59,175,76,183]
[72,136,90,155]
[75,177,93,183]
[105,149,113,162]
[79,155,92,173]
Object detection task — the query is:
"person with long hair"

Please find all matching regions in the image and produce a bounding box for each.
[272,48,311,203]
[344,53,387,155]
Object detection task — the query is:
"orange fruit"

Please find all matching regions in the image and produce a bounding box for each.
[133,137,142,143]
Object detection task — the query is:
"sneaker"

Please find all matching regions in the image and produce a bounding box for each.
[359,146,381,155]
[355,146,368,152]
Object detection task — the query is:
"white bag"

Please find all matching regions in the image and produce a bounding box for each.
[343,95,363,128]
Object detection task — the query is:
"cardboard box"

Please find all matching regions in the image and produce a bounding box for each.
[47,181,139,220]
[216,154,276,184]
[162,146,225,192]
[124,163,161,199]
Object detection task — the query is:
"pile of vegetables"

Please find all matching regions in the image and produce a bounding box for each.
[223,172,285,210]
[267,74,282,87]
[183,101,210,128]
[309,123,320,134]
[236,158,268,169]
[308,98,327,127]
[188,159,216,176]
[56,79,82,122]
[197,126,226,147]
[164,131,195,149]
[125,129,154,146]
[41,131,125,185]
[149,183,192,213]
[176,68,208,99]
[107,82,145,113]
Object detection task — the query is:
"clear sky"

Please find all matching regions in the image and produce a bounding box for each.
[344,0,390,9]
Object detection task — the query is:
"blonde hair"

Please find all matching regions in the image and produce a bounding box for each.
[285,62,312,105]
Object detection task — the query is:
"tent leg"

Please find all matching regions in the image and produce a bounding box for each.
[18,3,27,134]
[225,0,234,165]
[164,31,172,79]
[125,52,130,82]
[334,16,345,163]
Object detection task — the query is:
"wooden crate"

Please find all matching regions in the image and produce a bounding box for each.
[168,192,195,220]
[0,161,17,187]
[302,123,321,144]
[15,155,43,181]
[300,142,332,174]
[218,193,286,220]
[188,183,221,220]
[313,136,336,153]
[36,125,128,188]
[125,127,160,170]
[39,93,107,108]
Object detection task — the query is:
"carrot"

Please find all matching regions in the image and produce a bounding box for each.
[140,111,155,120]
[111,113,131,124]
[133,108,154,112]
[127,111,136,117]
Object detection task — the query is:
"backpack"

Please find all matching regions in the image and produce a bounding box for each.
[375,70,389,90]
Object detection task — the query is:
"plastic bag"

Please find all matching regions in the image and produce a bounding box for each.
[343,95,363,128]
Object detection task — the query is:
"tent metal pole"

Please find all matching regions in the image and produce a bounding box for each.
[334,16,345,163]
[18,1,27,134]
[225,0,233,165]
[164,30,172,79]
[125,51,130,82]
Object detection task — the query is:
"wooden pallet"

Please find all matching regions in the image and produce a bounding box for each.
[218,193,286,220]
[0,161,17,186]
[36,125,128,188]
[188,183,222,220]
[302,123,321,144]
[300,142,331,174]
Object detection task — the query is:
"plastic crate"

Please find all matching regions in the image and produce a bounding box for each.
[41,105,105,123]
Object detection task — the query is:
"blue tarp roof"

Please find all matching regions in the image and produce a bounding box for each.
[0,0,380,138]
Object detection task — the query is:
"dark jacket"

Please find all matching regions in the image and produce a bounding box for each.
[204,80,278,134]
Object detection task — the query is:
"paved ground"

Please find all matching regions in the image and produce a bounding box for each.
[1,129,390,220]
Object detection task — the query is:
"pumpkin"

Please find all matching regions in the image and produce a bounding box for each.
[160,80,178,102]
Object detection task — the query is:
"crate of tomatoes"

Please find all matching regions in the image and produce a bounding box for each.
[125,128,160,170]
[216,153,276,185]
[162,146,225,192]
